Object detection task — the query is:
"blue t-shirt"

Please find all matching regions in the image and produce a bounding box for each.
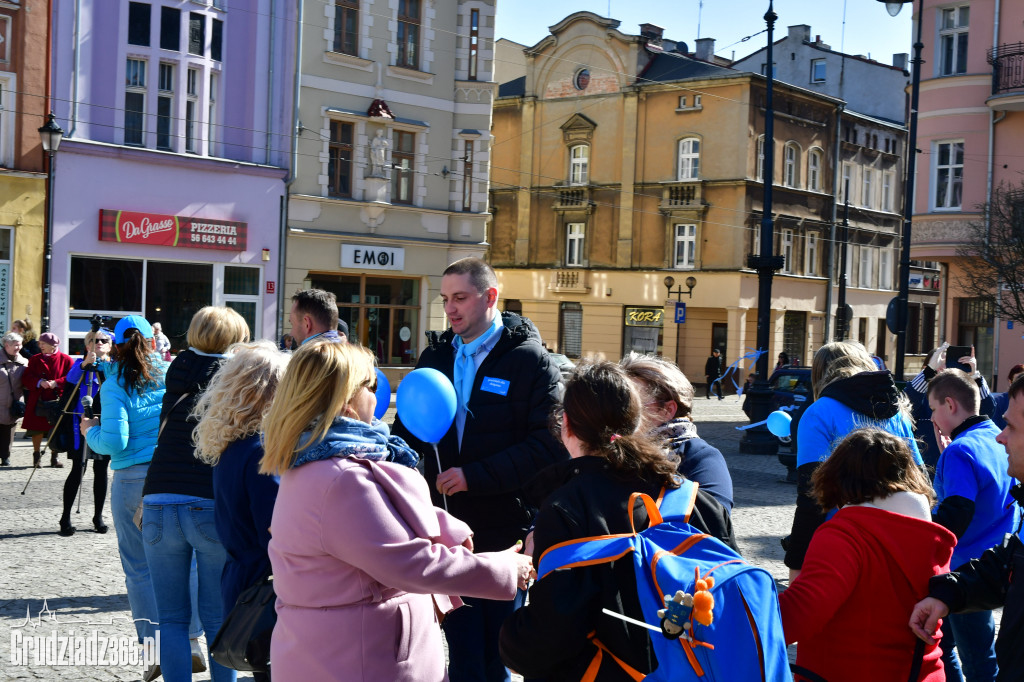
[934,419,1021,568]
[796,396,922,468]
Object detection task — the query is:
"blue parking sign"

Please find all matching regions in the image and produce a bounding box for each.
[674,302,687,323]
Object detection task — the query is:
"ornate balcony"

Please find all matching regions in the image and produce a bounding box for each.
[553,187,593,212]
[548,269,590,293]
[659,180,704,211]
[987,43,1024,110]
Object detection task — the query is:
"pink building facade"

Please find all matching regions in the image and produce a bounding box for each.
[911,0,1024,389]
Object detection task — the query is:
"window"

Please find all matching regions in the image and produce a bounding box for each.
[677,138,700,180]
[397,0,420,69]
[124,58,146,146]
[811,59,826,83]
[934,141,964,209]
[128,2,151,46]
[808,149,822,191]
[756,135,765,181]
[160,6,180,51]
[462,140,474,211]
[781,229,794,273]
[859,247,874,288]
[185,68,198,153]
[468,9,479,80]
[940,6,969,76]
[157,63,174,150]
[879,246,893,289]
[189,12,205,56]
[566,223,585,267]
[207,72,218,155]
[784,143,800,187]
[673,224,696,269]
[392,130,415,204]
[882,172,894,212]
[752,224,760,256]
[328,121,354,197]
[761,62,777,77]
[805,232,818,276]
[334,0,359,55]
[211,19,223,61]
[841,163,853,203]
[569,145,589,185]
[862,168,874,209]
[559,302,583,358]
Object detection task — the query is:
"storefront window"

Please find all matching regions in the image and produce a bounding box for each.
[146,261,213,351]
[622,306,664,355]
[224,266,259,295]
[69,257,144,312]
[226,300,257,338]
[312,274,420,366]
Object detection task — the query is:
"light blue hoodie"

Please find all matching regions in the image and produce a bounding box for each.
[86,356,168,470]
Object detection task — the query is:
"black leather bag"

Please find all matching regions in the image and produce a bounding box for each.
[10,398,24,419]
[35,399,61,422]
[209,575,276,672]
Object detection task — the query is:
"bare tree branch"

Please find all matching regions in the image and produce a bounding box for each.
[956,182,1024,324]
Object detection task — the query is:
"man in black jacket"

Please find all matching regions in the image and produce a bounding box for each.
[704,348,723,400]
[910,375,1024,681]
[392,257,566,682]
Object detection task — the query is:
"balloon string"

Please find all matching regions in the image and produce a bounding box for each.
[432,442,449,513]
[711,348,768,395]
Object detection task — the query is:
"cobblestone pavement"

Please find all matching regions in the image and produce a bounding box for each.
[0,396,797,680]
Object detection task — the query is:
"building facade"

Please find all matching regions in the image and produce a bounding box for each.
[0,0,49,333]
[910,0,1024,388]
[490,13,866,385]
[48,0,294,352]
[285,0,497,381]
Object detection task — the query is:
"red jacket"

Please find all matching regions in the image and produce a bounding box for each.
[22,351,73,432]
[780,503,956,682]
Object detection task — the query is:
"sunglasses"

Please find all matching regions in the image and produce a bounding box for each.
[91,338,111,345]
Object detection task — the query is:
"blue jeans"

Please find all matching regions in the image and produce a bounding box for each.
[110,464,159,644]
[142,500,235,682]
[443,593,522,682]
[948,610,998,681]
[939,619,964,682]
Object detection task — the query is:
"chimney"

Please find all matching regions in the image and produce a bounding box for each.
[695,37,715,62]
[788,24,811,44]
[893,53,910,71]
[639,23,664,41]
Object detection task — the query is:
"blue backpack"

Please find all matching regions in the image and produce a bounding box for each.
[536,480,792,681]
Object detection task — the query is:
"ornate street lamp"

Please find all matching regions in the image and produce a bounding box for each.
[37,113,64,333]
[875,0,924,380]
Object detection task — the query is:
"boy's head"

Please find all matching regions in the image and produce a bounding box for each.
[927,368,980,437]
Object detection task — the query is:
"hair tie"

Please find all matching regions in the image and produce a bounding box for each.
[609,434,621,443]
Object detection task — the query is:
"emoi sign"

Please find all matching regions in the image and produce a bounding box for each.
[99,209,248,251]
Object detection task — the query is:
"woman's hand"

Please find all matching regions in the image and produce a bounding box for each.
[84,350,97,366]
[507,541,536,591]
[80,417,98,437]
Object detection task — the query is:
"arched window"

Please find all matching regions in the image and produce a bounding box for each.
[807,149,823,191]
[569,145,589,185]
[677,137,700,180]
[784,142,801,188]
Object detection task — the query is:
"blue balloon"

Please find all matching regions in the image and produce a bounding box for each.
[373,368,392,421]
[766,410,792,438]
[396,368,457,443]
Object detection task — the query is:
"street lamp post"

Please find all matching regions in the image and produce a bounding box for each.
[740,1,785,455]
[877,0,924,380]
[37,113,64,334]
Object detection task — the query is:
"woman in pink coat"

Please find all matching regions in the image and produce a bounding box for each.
[260,340,534,682]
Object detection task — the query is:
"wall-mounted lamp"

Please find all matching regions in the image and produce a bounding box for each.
[441,166,450,179]
[262,248,271,262]
[664,275,697,300]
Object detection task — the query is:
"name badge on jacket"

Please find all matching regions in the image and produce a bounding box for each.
[480,377,510,396]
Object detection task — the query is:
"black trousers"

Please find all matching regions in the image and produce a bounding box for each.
[706,377,723,399]
[61,443,110,524]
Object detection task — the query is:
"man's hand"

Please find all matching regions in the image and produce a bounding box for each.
[437,467,468,496]
[929,342,949,372]
[959,346,978,377]
[909,597,950,644]
[79,417,99,437]
[933,422,951,455]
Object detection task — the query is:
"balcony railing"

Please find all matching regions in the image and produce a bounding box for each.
[988,42,1024,95]
[548,269,590,293]
[659,180,703,210]
[555,188,588,208]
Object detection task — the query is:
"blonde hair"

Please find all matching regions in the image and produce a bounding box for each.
[14,319,35,342]
[192,341,289,465]
[811,341,876,400]
[260,341,375,476]
[186,306,250,354]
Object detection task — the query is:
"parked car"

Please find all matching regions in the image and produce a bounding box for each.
[547,351,575,381]
[768,366,812,480]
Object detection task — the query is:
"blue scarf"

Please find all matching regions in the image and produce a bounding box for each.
[453,313,503,413]
[290,416,419,469]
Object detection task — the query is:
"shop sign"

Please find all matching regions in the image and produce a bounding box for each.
[341,244,404,271]
[99,210,247,251]
[624,307,664,327]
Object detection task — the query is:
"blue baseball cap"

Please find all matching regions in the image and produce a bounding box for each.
[114,315,154,344]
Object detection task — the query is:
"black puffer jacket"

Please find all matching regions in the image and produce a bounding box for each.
[929,485,1024,681]
[391,312,566,552]
[142,350,222,498]
[501,456,738,681]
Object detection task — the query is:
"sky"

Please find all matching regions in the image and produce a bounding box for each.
[494,0,914,65]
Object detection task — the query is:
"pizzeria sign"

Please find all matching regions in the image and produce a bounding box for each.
[99,209,247,251]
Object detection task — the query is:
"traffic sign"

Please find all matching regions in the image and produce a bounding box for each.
[675,302,687,324]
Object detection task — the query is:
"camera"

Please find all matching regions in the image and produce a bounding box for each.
[89,314,112,332]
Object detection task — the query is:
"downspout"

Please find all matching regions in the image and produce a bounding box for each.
[823,103,844,343]
[278,0,304,338]
[265,0,275,165]
[68,0,81,136]
[989,0,1002,387]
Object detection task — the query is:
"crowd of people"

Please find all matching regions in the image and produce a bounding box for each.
[3,256,1023,681]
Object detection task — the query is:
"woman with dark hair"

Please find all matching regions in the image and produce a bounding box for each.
[500,361,736,681]
[776,351,790,369]
[22,331,73,468]
[780,428,955,682]
[80,315,167,680]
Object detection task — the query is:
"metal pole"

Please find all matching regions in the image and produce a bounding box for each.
[41,150,55,332]
[894,0,924,381]
[837,201,850,341]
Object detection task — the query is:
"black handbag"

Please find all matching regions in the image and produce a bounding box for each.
[209,574,276,672]
[35,398,61,422]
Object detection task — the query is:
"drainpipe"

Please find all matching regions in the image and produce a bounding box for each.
[988,0,1002,387]
[824,103,844,343]
[265,0,275,165]
[277,0,303,338]
[67,0,81,137]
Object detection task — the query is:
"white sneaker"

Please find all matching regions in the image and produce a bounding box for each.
[190,638,207,673]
